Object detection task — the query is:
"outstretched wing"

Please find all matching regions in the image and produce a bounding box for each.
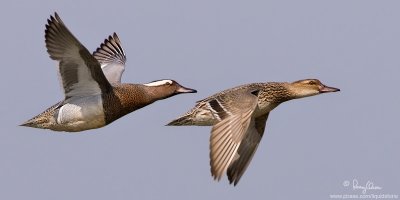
[93,33,126,84]
[227,112,269,185]
[208,89,260,182]
[45,12,112,99]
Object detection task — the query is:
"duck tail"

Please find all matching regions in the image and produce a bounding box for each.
[20,119,35,127]
[166,114,194,126]
[166,105,216,126]
[19,115,49,129]
[20,102,61,130]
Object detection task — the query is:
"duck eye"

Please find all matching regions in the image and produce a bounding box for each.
[308,81,316,85]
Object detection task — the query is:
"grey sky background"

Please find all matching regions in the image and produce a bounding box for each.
[1,0,399,199]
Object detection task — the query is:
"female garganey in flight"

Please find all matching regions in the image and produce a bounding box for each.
[168,79,339,185]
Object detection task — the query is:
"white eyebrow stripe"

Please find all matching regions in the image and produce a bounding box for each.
[143,80,173,86]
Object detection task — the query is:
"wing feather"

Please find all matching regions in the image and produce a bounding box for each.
[209,90,258,181]
[93,33,126,84]
[45,12,112,98]
[227,113,269,185]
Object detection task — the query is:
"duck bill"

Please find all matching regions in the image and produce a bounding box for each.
[176,85,197,94]
[319,85,340,93]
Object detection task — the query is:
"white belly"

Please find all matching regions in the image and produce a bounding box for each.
[56,95,105,131]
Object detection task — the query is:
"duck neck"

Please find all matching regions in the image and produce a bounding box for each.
[259,83,294,104]
[103,85,161,124]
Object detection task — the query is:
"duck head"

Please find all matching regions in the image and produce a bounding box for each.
[288,79,340,99]
[143,79,197,99]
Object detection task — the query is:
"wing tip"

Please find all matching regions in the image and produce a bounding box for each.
[93,32,126,65]
[44,12,66,60]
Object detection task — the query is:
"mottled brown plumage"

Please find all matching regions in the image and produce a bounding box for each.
[167,79,340,185]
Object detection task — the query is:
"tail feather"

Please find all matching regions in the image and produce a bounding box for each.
[20,102,61,129]
[20,116,51,129]
[167,111,217,126]
[167,103,217,126]
[20,120,34,127]
[167,114,195,126]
